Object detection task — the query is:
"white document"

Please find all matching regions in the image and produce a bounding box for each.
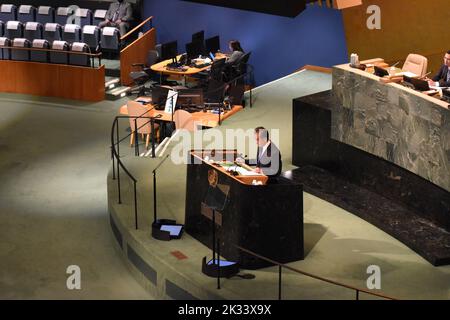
[394,71,418,78]
[164,90,178,114]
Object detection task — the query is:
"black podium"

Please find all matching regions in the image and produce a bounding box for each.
[185,150,304,269]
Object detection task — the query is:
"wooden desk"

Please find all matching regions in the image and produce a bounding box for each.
[191,150,268,185]
[151,56,211,76]
[119,97,243,128]
[185,150,304,269]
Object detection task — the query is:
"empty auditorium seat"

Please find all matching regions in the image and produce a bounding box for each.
[11,38,31,61]
[37,6,54,25]
[55,7,73,26]
[93,9,107,26]
[82,25,100,51]
[75,8,93,28]
[69,42,91,67]
[18,5,36,23]
[0,4,17,22]
[101,27,120,51]
[5,21,23,39]
[24,22,43,41]
[0,37,11,59]
[63,24,82,43]
[50,40,69,64]
[31,39,49,63]
[43,23,62,43]
[0,21,4,37]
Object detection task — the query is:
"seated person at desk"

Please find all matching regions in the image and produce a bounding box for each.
[237,127,282,178]
[98,0,133,36]
[427,50,450,88]
[224,40,244,65]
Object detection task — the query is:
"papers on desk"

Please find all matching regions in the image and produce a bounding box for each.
[218,161,263,177]
[393,71,418,78]
[218,163,262,176]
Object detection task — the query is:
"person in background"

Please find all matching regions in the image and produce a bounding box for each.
[225,40,245,65]
[427,50,450,88]
[98,0,133,36]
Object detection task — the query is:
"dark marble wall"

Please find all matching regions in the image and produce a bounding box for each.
[331,65,450,192]
[293,91,450,232]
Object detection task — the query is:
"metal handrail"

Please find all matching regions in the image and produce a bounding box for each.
[235,245,397,300]
[0,45,102,57]
[120,15,153,42]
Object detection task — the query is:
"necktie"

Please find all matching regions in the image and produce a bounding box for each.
[447,68,450,82]
[112,4,121,22]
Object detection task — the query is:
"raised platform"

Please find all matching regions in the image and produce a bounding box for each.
[292,90,450,266]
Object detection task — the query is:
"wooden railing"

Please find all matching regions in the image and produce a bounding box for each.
[120,16,156,85]
[120,16,154,42]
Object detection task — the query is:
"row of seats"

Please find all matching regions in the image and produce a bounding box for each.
[0,22,120,51]
[0,38,93,67]
[0,4,107,28]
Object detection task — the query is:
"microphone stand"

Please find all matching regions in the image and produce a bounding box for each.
[153,154,170,224]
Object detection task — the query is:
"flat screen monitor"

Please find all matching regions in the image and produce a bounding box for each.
[161,40,178,61]
[205,35,220,54]
[192,30,205,44]
[151,86,170,108]
[374,66,389,77]
[177,88,204,107]
[186,41,205,60]
[410,77,430,91]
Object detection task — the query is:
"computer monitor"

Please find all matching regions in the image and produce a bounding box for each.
[161,40,178,61]
[205,35,220,54]
[410,77,430,91]
[186,41,205,60]
[177,88,204,108]
[374,66,389,77]
[192,30,205,44]
[151,86,170,109]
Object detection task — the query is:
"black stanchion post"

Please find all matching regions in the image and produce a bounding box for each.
[116,119,122,204]
[134,118,139,156]
[217,238,221,290]
[151,118,156,158]
[111,146,116,180]
[278,265,282,300]
[153,170,157,223]
[134,180,138,230]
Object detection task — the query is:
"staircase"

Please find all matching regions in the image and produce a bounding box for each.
[105,77,131,100]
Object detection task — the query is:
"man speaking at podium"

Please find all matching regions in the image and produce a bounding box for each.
[237,127,282,179]
[99,0,133,36]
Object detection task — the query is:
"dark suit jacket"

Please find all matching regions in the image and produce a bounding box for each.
[246,141,282,177]
[106,1,133,22]
[432,65,450,87]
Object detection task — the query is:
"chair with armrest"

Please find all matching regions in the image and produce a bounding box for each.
[129,49,160,96]
[402,54,428,77]
[127,101,160,149]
